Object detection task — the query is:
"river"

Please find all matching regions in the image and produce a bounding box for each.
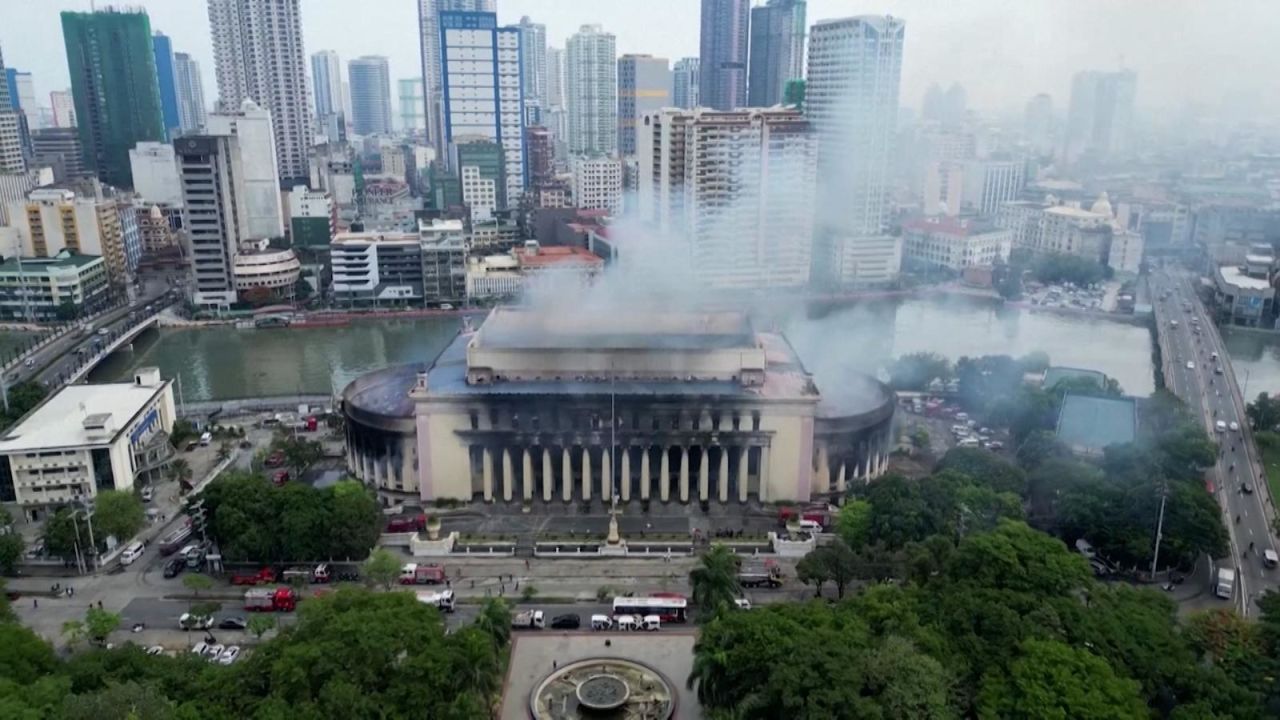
[1221,328,1280,400]
[78,298,1158,402]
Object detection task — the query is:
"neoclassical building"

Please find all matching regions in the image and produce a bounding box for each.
[343,308,894,506]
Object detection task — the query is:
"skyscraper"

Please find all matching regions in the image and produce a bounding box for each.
[49,91,77,128]
[748,0,806,107]
[61,8,166,188]
[398,78,426,133]
[174,53,207,132]
[177,133,246,308]
[517,16,547,109]
[152,32,181,138]
[207,0,311,187]
[699,0,749,110]
[617,55,671,156]
[311,51,344,121]
[348,56,392,136]
[545,47,565,109]
[806,15,906,286]
[418,0,496,155]
[1063,70,1136,164]
[0,43,25,174]
[439,11,526,205]
[206,100,284,240]
[673,58,700,109]
[1024,93,1054,157]
[566,25,617,155]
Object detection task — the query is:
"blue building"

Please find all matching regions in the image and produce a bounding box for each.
[152,33,180,139]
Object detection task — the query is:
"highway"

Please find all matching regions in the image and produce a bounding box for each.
[1150,269,1279,615]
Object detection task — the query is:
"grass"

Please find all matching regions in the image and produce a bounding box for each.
[1254,431,1280,503]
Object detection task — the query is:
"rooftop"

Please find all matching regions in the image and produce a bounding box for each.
[0,376,169,452]
[1045,205,1109,221]
[1043,366,1108,391]
[1219,265,1273,291]
[475,307,756,351]
[514,245,603,270]
[902,215,1003,237]
[0,252,103,274]
[1056,394,1137,455]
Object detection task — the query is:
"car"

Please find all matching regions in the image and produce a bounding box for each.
[217,646,242,665]
[163,558,185,578]
[218,616,248,630]
[1265,549,1279,569]
[1186,361,1195,369]
[734,598,752,610]
[97,328,110,337]
[1215,420,1227,433]
[550,614,581,630]
[1215,366,1224,375]
[23,358,33,367]
[205,643,225,661]
[140,486,154,502]
[1242,483,1254,495]
[191,641,210,656]
[1230,421,1240,432]
[145,645,165,656]
[178,613,213,631]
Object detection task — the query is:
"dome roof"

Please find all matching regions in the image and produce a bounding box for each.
[1090,191,1113,217]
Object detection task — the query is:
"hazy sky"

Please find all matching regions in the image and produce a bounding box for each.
[2,0,1277,116]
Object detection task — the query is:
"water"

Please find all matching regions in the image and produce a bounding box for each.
[1221,328,1280,399]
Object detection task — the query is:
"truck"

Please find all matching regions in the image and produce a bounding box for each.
[738,559,784,588]
[244,587,297,612]
[399,563,446,585]
[511,610,545,630]
[386,514,426,533]
[777,504,831,528]
[415,589,456,613]
[264,450,285,468]
[230,567,277,586]
[281,564,331,584]
[1215,567,1236,600]
[158,523,194,556]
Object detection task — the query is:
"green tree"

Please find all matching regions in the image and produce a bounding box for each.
[327,481,381,560]
[888,352,953,391]
[474,598,512,648]
[977,639,1146,720]
[362,548,402,591]
[0,623,60,686]
[247,613,277,640]
[280,436,324,479]
[1247,393,1280,431]
[60,680,175,720]
[835,499,872,550]
[689,544,741,619]
[61,619,87,649]
[797,539,860,599]
[167,458,193,489]
[92,490,145,544]
[0,533,22,576]
[42,508,91,560]
[865,636,958,719]
[937,447,1027,495]
[83,607,121,646]
[796,547,832,597]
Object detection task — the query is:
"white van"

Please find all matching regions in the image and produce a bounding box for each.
[590,614,613,631]
[957,437,980,448]
[614,615,638,631]
[199,432,212,446]
[120,541,145,566]
[798,519,823,533]
[641,615,662,631]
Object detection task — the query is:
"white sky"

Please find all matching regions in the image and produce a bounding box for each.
[2,0,1277,117]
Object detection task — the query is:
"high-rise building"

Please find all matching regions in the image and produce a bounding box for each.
[30,128,84,180]
[398,79,426,133]
[5,68,37,118]
[545,47,565,109]
[921,82,967,126]
[174,54,206,132]
[1024,93,1054,157]
[748,0,806,107]
[207,0,311,187]
[152,33,181,138]
[806,15,906,286]
[566,25,617,156]
[638,107,817,288]
[699,0,749,110]
[288,186,336,248]
[0,44,25,174]
[311,50,344,121]
[129,142,183,206]
[61,8,166,188]
[49,90,77,128]
[570,155,624,215]
[5,188,137,286]
[418,0,496,155]
[525,126,555,185]
[348,56,393,136]
[921,158,1025,217]
[617,55,671,157]
[453,138,505,222]
[517,16,547,109]
[439,12,526,205]
[1063,70,1136,164]
[176,134,245,308]
[673,58,700,109]
[206,100,284,240]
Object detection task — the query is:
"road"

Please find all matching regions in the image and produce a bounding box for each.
[1150,269,1279,615]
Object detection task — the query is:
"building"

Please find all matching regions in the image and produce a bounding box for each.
[566,25,618,156]
[135,202,177,255]
[513,241,603,288]
[526,126,556,186]
[0,368,176,521]
[673,58,700,110]
[152,33,181,138]
[173,53,206,134]
[331,231,424,305]
[420,218,467,305]
[807,15,906,286]
[748,0,806,107]
[1056,394,1136,457]
[1063,70,1136,165]
[699,0,750,110]
[348,56,393,136]
[901,216,1012,272]
[454,139,505,222]
[545,46,565,111]
[29,128,84,181]
[638,107,817,289]
[999,193,1143,274]
[233,245,301,300]
[49,90,77,129]
[207,0,311,187]
[288,186,336,249]
[465,254,522,298]
[0,251,110,321]
[0,44,22,175]
[5,188,134,288]
[516,16,547,111]
[439,12,527,205]
[922,158,1025,216]
[206,100,284,240]
[921,83,967,126]
[311,50,344,123]
[343,308,895,506]
[1214,246,1277,328]
[470,219,521,251]
[398,78,426,133]
[1024,93,1053,156]
[176,134,245,308]
[128,142,182,206]
[61,8,166,188]
[570,155,623,214]
[417,0,496,155]
[617,55,670,157]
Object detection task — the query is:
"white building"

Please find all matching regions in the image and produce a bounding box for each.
[348,56,393,137]
[420,218,468,303]
[570,155,623,214]
[4,188,134,287]
[672,57,700,109]
[311,50,344,122]
[566,25,617,156]
[0,368,176,522]
[128,142,182,206]
[461,166,499,223]
[638,107,817,289]
[331,231,423,305]
[902,216,1012,272]
[207,0,311,186]
[807,15,906,286]
[997,192,1144,274]
[206,100,284,240]
[173,53,206,133]
[0,251,111,321]
[176,134,246,308]
[923,158,1025,217]
[416,0,496,155]
[288,186,335,248]
[49,90,77,129]
[233,245,301,298]
[516,16,547,110]
[398,78,425,133]
[466,254,522,298]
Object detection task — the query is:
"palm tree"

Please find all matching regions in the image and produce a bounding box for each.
[687,642,733,708]
[168,459,193,490]
[689,544,741,620]
[473,597,511,648]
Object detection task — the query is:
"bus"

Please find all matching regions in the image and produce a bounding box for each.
[613,595,688,623]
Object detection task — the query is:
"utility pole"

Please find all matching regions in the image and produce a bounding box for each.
[1150,488,1167,579]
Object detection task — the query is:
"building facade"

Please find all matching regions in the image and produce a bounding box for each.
[233,246,302,299]
[901,216,1012,272]
[417,0,496,155]
[311,50,344,122]
[516,16,547,110]
[173,53,207,133]
[748,0,806,108]
[566,25,617,156]
[206,100,284,240]
[288,186,336,248]
[6,188,133,288]
[152,32,181,138]
[176,134,245,308]
[0,251,110,321]
[617,55,671,157]
[29,128,84,181]
[348,56,393,136]
[398,78,426,133]
[570,155,624,215]
[699,0,750,110]
[331,231,424,305]
[128,142,183,206]
[672,58,701,110]
[49,90,77,129]
[420,218,467,305]
[1063,70,1136,165]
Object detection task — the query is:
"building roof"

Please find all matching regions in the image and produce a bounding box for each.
[0,252,103,274]
[514,245,603,270]
[1045,205,1108,220]
[0,379,168,452]
[902,215,1003,237]
[1056,394,1137,454]
[474,307,756,351]
[1043,366,1108,391]
[1218,265,1273,291]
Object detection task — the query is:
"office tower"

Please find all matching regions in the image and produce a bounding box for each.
[921,82,966,126]
[806,15,906,286]
[174,53,207,132]
[129,142,183,206]
[545,47,565,109]
[673,58,700,109]
[50,91,77,128]
[617,55,671,157]
[207,0,311,187]
[526,126,554,184]
[570,155,623,214]
[439,12,526,205]
[638,107,817,288]
[5,68,37,117]
[176,134,246,307]
[517,16,547,108]
[453,139,505,222]
[1063,70,1136,164]
[61,9,165,188]
[206,100,284,240]
[0,49,10,110]
[348,56,392,136]
[152,33,181,137]
[398,79,426,133]
[30,128,84,180]
[0,44,24,173]
[922,158,1024,217]
[699,0,749,110]
[311,50,344,120]
[566,25,617,155]
[418,0,496,155]
[748,0,806,107]
[1024,93,1053,156]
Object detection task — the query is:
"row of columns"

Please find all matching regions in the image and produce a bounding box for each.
[814,440,891,495]
[477,444,769,504]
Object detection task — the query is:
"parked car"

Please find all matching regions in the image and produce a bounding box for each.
[145,645,165,656]
[217,646,241,665]
[140,486,154,502]
[550,614,581,630]
[163,558,185,579]
[178,613,214,631]
[205,643,225,661]
[218,616,248,630]
[191,641,210,656]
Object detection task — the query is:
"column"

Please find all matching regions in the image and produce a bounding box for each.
[679,446,690,503]
[717,447,729,503]
[737,446,749,502]
[482,447,494,502]
[836,462,847,494]
[581,446,593,501]
[759,445,770,502]
[400,439,414,491]
[659,447,670,502]
[640,447,651,501]
[541,448,554,502]
[522,448,534,501]
[501,448,514,502]
[561,447,573,502]
[817,445,831,494]
[621,448,632,502]
[601,448,612,502]
[698,448,710,502]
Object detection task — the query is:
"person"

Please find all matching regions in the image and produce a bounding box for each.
[1230,463,1235,471]
[1237,514,1241,524]
[1250,541,1255,551]
[32,598,37,609]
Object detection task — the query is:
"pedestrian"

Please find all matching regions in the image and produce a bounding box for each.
[446,579,451,589]
[69,586,74,598]
[525,559,530,570]
[32,598,37,609]
[514,580,519,591]
[97,600,103,610]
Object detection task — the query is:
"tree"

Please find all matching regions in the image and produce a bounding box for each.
[327,481,381,560]
[474,598,512,648]
[888,352,952,391]
[1032,252,1109,286]
[247,614,277,640]
[977,639,1146,720]
[61,620,86,649]
[1247,393,1280,431]
[91,490,144,544]
[796,548,831,597]
[0,623,60,684]
[83,608,121,646]
[60,680,176,720]
[362,548,401,591]
[0,534,22,576]
[865,636,958,719]
[689,544,741,619]
[797,539,860,599]
[42,508,91,560]
[169,419,197,448]
[280,436,324,479]
[54,300,79,322]
[937,447,1027,495]
[835,499,872,550]
[216,440,234,463]
[167,458,193,490]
